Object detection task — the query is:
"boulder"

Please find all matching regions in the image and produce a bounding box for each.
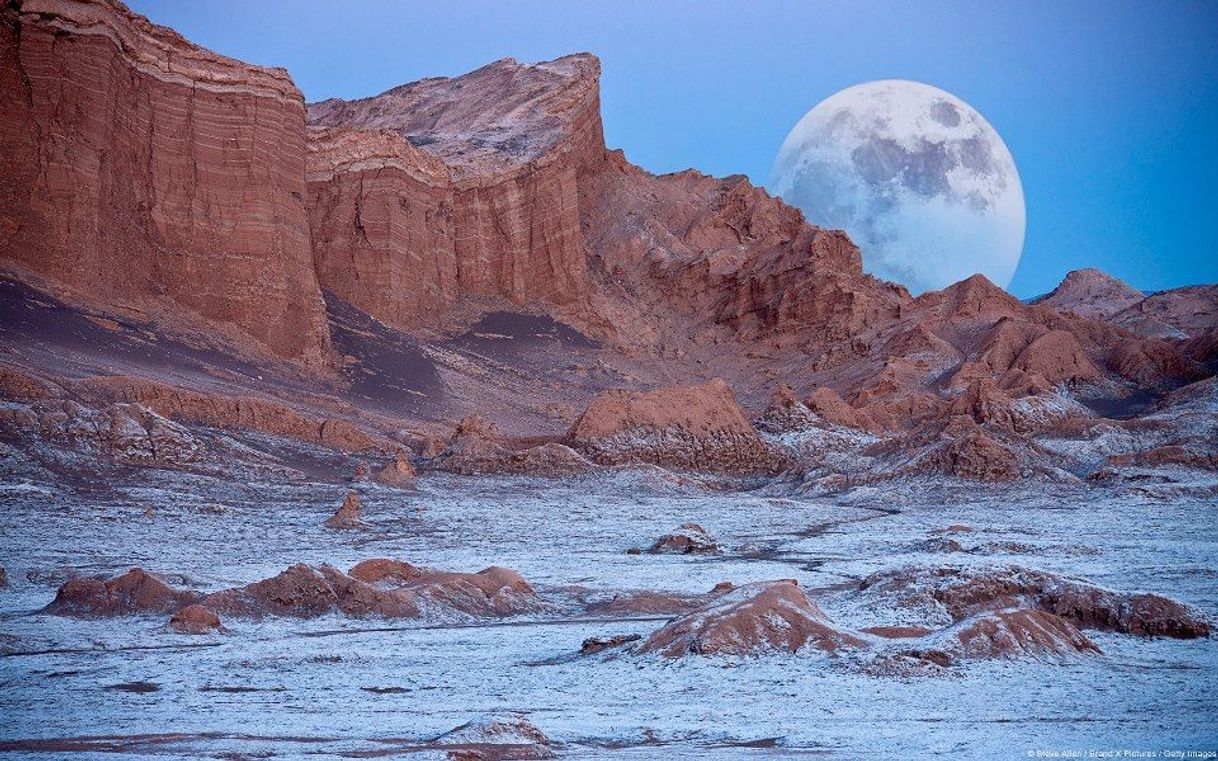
[648,523,720,555]
[638,580,866,657]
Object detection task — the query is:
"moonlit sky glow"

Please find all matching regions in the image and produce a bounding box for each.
[127,0,1218,297]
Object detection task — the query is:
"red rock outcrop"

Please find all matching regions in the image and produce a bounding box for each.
[200,560,540,620]
[72,376,389,453]
[168,604,224,635]
[853,565,1210,638]
[45,559,540,623]
[568,379,789,473]
[802,387,880,433]
[44,568,197,617]
[0,0,331,364]
[756,384,820,433]
[639,580,867,657]
[3,398,204,465]
[324,492,367,530]
[374,455,417,487]
[900,608,1101,666]
[432,416,595,476]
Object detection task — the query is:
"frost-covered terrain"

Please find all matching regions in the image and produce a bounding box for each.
[1,444,1215,758]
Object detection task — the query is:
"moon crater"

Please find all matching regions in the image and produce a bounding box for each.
[769,80,1025,294]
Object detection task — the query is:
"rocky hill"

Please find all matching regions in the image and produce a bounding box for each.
[1,0,1215,487]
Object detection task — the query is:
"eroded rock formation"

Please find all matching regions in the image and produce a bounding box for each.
[568,379,789,473]
[44,560,543,622]
[0,0,331,364]
[851,565,1210,638]
[638,580,867,657]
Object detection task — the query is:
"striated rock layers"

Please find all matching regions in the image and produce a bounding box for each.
[0,0,330,364]
[307,55,602,329]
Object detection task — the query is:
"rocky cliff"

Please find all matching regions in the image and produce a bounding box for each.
[0,0,331,365]
[307,55,602,330]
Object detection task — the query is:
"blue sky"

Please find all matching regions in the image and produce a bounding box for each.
[129,0,1218,297]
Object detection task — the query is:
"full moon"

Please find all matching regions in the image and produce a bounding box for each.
[768,80,1025,294]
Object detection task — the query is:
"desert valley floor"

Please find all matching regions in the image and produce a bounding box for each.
[1,445,1215,757]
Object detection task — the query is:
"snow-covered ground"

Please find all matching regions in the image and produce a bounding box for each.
[1,461,1216,757]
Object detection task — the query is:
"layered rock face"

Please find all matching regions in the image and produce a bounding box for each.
[307,55,603,328]
[305,52,909,350]
[0,0,331,364]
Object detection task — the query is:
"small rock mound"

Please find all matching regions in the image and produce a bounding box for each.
[349,558,425,585]
[648,523,720,554]
[204,564,341,619]
[324,492,367,529]
[756,383,819,433]
[169,604,225,635]
[431,713,553,759]
[945,608,1100,660]
[375,455,416,487]
[639,580,866,657]
[568,378,790,474]
[433,417,595,477]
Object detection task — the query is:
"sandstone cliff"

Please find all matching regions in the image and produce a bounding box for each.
[307,55,602,329]
[0,0,331,365]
